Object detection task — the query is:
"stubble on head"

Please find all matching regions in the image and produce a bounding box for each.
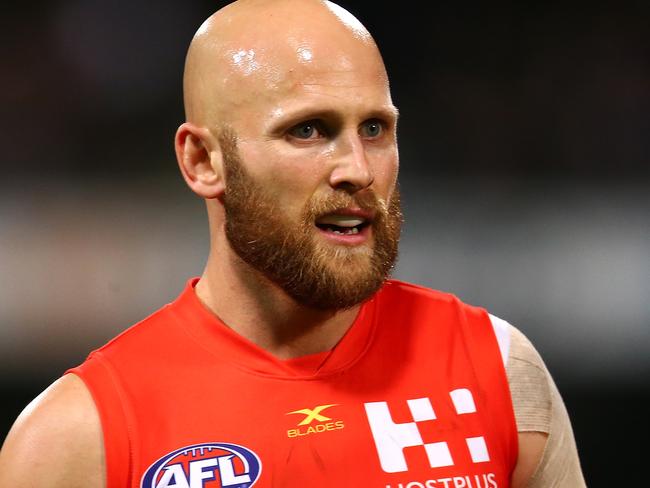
[218,129,402,310]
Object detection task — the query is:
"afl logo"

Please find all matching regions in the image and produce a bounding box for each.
[141,442,262,488]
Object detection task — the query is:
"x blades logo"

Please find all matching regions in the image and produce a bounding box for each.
[286,404,345,438]
[287,404,338,425]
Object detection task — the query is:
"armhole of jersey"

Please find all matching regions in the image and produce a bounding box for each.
[66,353,133,488]
[458,303,519,477]
[488,313,511,367]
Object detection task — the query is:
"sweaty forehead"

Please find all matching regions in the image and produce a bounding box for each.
[223,32,385,89]
[183,0,388,125]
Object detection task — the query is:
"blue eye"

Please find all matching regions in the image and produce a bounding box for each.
[289,122,321,139]
[360,120,383,138]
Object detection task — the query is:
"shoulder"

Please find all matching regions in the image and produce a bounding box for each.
[503,322,553,429]
[494,320,552,486]
[95,302,176,355]
[0,374,105,488]
[492,317,586,487]
[485,315,553,431]
[379,279,475,311]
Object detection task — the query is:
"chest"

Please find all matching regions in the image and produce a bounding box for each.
[134,348,512,488]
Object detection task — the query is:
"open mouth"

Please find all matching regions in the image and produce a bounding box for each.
[315,215,371,236]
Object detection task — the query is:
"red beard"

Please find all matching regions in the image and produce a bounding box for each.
[221,131,402,310]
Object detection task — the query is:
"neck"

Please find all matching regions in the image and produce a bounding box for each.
[195,245,361,360]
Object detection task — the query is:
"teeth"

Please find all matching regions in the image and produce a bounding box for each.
[331,227,359,235]
[317,215,365,228]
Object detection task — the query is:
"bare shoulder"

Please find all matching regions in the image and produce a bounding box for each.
[501,321,586,488]
[0,374,105,488]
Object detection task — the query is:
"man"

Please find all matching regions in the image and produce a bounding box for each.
[0,1,585,486]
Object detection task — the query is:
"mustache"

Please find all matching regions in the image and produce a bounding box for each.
[305,190,388,220]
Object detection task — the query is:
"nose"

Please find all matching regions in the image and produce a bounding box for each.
[328,133,375,193]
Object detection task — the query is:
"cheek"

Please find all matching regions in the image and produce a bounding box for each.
[242,142,326,196]
[369,147,399,194]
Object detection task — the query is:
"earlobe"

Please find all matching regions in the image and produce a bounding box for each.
[175,123,225,199]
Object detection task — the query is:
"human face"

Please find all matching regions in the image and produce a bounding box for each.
[221,128,402,310]
[215,23,401,308]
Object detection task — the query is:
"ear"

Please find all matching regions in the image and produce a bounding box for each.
[175,122,225,199]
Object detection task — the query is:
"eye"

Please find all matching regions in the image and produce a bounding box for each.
[360,120,384,138]
[288,121,324,140]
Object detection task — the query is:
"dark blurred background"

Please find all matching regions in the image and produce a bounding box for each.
[1,1,648,485]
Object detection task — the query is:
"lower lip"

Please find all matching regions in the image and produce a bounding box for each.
[316,225,371,246]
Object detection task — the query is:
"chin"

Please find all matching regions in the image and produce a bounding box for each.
[315,237,374,258]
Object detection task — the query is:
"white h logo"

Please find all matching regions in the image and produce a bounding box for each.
[364,389,490,473]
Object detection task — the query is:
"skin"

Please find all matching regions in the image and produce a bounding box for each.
[0,1,547,486]
[180,0,400,359]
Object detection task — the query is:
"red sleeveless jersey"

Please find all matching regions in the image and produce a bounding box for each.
[67,279,517,488]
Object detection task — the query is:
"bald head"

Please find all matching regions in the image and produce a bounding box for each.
[182,0,388,129]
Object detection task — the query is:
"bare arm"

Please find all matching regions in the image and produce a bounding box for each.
[507,325,586,488]
[0,374,106,488]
